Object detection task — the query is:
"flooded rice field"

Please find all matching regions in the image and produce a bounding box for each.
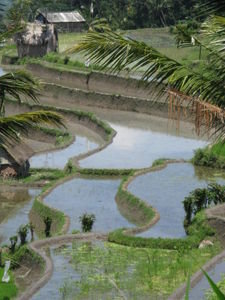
[30,135,98,169]
[32,246,80,300]
[44,178,134,233]
[0,187,40,245]
[128,163,225,238]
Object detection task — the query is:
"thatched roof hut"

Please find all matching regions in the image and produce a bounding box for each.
[36,11,86,32]
[16,22,58,58]
[0,143,33,178]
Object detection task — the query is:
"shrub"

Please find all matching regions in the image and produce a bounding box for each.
[44,216,52,237]
[18,225,29,245]
[79,213,96,232]
[183,183,225,230]
[192,144,225,169]
[9,236,18,253]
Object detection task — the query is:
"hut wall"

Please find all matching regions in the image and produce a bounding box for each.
[54,22,85,32]
[17,44,49,58]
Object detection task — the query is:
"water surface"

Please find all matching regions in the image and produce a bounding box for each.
[30,136,98,169]
[128,163,225,238]
[0,187,40,245]
[32,246,80,300]
[189,259,225,300]
[44,178,134,232]
[80,123,207,169]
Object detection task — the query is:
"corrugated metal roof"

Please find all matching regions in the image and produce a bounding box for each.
[43,11,85,23]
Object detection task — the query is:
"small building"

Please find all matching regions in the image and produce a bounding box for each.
[16,22,58,58]
[36,11,86,32]
[0,143,33,178]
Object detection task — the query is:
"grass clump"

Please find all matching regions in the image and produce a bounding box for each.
[79,168,134,177]
[152,158,169,167]
[192,142,225,169]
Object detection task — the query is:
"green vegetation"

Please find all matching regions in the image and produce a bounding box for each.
[152,158,169,167]
[6,98,114,140]
[57,239,220,299]
[79,168,133,177]
[0,268,17,299]
[183,184,225,229]
[0,244,43,299]
[192,143,225,170]
[71,7,225,141]
[0,29,65,147]
[31,198,65,238]
[37,126,73,147]
[116,176,155,227]
[79,213,96,232]
[206,276,225,299]
[6,0,206,30]
[108,212,215,251]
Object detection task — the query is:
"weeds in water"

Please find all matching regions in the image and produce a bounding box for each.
[79,213,96,232]
[18,225,29,245]
[57,241,219,299]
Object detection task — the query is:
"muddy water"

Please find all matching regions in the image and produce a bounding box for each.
[0,187,40,245]
[44,178,134,233]
[128,163,225,238]
[189,259,225,299]
[30,135,98,169]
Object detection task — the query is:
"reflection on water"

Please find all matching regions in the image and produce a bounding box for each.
[30,136,98,169]
[80,123,207,169]
[45,178,134,232]
[128,163,225,238]
[0,187,40,245]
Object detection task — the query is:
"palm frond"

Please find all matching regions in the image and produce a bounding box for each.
[0,70,41,104]
[197,0,225,16]
[69,26,225,108]
[0,111,65,147]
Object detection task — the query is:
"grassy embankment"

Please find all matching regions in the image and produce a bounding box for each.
[193,141,225,169]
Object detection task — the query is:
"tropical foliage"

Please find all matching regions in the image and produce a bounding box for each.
[5,0,210,30]
[0,8,64,149]
[183,183,225,229]
[69,2,225,140]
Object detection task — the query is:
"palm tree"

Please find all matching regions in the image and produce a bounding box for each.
[0,13,64,148]
[68,2,225,140]
[0,70,40,116]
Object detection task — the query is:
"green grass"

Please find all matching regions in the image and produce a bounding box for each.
[57,240,220,299]
[0,268,18,300]
[192,141,225,169]
[108,211,216,251]
[116,176,155,227]
[211,141,225,157]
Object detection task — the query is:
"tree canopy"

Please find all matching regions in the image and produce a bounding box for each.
[4,0,212,30]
